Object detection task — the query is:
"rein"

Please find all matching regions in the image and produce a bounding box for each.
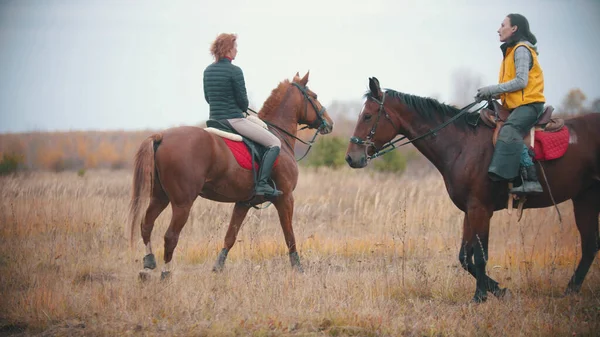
[247,82,328,162]
[350,93,485,160]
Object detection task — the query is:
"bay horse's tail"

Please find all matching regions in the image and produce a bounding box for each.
[128,133,163,249]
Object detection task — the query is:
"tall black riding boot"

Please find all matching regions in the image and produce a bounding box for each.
[255,147,282,198]
[510,165,543,194]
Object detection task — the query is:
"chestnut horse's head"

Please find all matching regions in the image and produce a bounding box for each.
[345,77,400,168]
[291,71,333,134]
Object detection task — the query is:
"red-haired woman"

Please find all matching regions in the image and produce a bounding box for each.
[203,33,282,198]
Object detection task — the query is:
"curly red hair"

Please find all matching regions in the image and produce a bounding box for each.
[210,33,237,61]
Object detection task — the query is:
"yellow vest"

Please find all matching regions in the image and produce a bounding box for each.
[498,43,545,109]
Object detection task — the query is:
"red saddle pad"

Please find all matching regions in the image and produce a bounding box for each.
[222,138,279,170]
[533,127,569,161]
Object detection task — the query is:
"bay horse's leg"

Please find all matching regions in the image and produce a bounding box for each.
[565,184,600,294]
[161,202,192,279]
[458,214,508,299]
[212,202,251,272]
[460,206,495,302]
[273,194,303,272]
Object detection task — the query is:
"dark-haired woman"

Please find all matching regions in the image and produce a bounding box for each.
[476,14,545,194]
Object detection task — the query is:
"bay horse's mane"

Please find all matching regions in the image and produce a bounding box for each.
[365,89,471,129]
[259,79,292,120]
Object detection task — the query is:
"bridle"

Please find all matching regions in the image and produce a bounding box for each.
[249,82,330,161]
[349,92,401,150]
[350,92,481,160]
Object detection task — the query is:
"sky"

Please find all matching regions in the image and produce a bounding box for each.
[0,0,599,133]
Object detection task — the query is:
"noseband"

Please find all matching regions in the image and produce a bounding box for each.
[349,92,401,149]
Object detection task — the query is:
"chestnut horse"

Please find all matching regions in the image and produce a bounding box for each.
[128,72,333,279]
[346,77,600,302]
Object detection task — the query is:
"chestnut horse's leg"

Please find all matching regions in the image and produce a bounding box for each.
[273,194,303,272]
[565,184,600,294]
[460,205,496,303]
[140,182,170,273]
[138,180,169,281]
[212,202,251,272]
[458,214,509,300]
[161,202,193,279]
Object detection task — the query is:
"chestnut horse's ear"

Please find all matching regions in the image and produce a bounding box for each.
[369,77,382,99]
[300,71,310,86]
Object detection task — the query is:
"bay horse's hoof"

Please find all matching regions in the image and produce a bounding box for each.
[139,269,152,282]
[212,264,224,273]
[472,291,488,303]
[160,271,171,280]
[493,288,512,300]
[289,252,304,273]
[143,254,157,270]
[564,285,581,296]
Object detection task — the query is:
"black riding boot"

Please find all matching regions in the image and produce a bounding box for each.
[255,147,282,198]
[510,165,543,194]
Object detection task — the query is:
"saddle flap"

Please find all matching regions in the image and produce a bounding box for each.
[480,108,496,128]
[537,105,554,125]
[491,100,511,121]
[542,118,564,132]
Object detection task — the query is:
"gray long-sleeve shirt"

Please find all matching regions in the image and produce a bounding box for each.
[489,41,537,96]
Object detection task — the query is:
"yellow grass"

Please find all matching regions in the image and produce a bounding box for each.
[0,166,599,336]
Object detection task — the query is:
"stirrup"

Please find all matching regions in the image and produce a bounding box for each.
[255,188,282,198]
[254,182,282,197]
[510,181,543,194]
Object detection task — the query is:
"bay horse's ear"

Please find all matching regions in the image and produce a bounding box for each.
[369,77,382,99]
[300,71,310,86]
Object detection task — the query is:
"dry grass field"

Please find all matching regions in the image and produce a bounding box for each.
[1,164,599,336]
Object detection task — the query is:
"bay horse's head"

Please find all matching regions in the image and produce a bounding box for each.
[291,71,334,134]
[345,77,400,168]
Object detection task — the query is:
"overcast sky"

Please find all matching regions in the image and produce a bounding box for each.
[1,0,599,133]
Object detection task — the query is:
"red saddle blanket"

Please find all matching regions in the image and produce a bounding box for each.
[222,138,279,170]
[532,127,569,161]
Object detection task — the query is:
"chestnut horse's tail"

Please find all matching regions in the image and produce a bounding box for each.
[128,133,163,249]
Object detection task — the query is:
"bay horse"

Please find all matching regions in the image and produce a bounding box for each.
[345,77,600,302]
[128,72,334,279]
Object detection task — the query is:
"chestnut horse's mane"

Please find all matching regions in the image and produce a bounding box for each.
[259,80,292,120]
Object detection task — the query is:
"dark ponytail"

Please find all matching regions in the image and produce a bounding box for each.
[507,13,537,45]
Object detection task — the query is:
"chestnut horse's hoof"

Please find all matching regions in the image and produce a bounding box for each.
[139,269,152,282]
[293,264,305,274]
[160,271,171,280]
[212,248,228,273]
[143,254,157,270]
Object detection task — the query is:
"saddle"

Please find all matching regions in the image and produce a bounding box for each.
[200,116,278,206]
[480,100,564,146]
[203,118,270,169]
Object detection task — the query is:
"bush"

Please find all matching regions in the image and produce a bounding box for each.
[371,150,416,174]
[0,153,24,175]
[304,136,347,169]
